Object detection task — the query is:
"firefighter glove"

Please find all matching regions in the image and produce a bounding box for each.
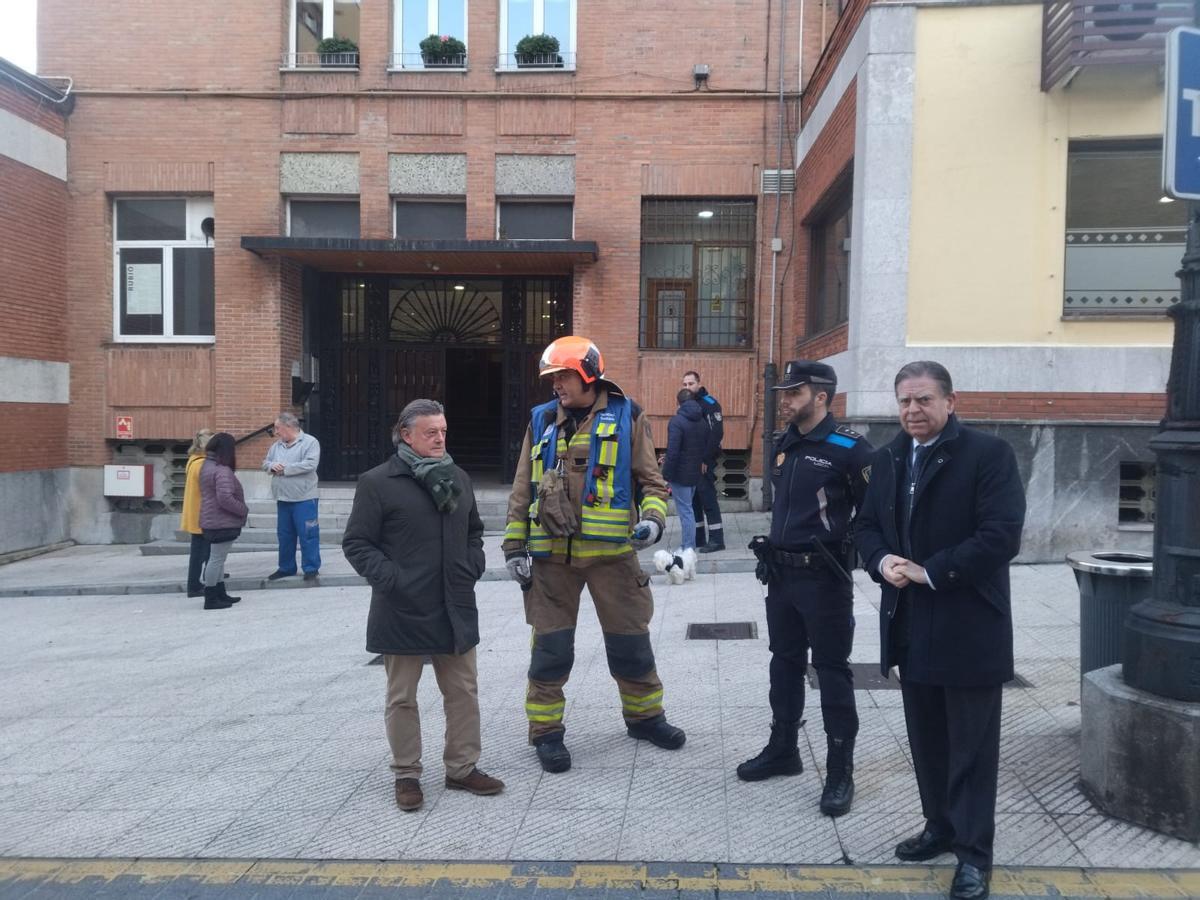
[630,519,662,550]
[505,553,532,588]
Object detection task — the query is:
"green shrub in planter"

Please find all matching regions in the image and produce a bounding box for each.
[514,33,562,67]
[419,34,466,67]
[316,36,358,67]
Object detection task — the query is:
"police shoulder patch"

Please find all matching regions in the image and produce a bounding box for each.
[835,424,863,441]
[713,411,722,421]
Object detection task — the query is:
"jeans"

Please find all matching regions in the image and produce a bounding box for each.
[277,498,322,574]
[670,483,697,551]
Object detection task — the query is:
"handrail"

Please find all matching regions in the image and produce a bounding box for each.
[235,423,275,445]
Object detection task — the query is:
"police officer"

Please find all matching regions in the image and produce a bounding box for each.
[681,370,724,552]
[738,360,872,818]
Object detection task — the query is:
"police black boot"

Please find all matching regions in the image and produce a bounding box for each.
[819,736,855,817]
[217,582,241,604]
[626,714,686,749]
[736,719,802,781]
[203,586,232,610]
[533,734,572,773]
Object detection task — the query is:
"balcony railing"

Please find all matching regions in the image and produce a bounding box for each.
[496,51,576,71]
[281,51,359,70]
[1062,226,1185,316]
[1042,0,1194,90]
[389,52,468,71]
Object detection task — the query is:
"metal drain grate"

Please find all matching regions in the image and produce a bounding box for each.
[806,663,1033,691]
[686,622,758,640]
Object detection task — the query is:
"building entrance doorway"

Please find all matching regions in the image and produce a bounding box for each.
[312,274,569,481]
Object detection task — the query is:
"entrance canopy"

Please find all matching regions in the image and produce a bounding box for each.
[240,237,599,274]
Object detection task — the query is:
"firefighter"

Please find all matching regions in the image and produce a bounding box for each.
[739,360,873,818]
[503,336,686,773]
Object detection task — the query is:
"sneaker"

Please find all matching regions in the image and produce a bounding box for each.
[303,571,319,582]
[267,570,294,581]
[394,778,423,811]
[626,714,686,750]
[445,768,505,795]
[533,736,572,773]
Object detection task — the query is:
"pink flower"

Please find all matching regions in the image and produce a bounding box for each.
[441,35,450,42]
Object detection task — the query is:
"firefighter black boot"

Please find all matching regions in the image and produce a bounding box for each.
[533,734,572,773]
[736,720,802,781]
[203,586,232,610]
[819,736,855,816]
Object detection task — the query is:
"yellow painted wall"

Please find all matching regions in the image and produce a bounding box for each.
[906,4,1173,346]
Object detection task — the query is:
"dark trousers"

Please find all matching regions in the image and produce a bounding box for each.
[764,572,858,738]
[899,665,1003,870]
[692,467,723,545]
[186,533,211,592]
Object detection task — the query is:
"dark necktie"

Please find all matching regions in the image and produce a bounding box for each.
[903,444,932,549]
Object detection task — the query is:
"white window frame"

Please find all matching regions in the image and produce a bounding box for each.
[112,197,216,344]
[391,0,470,70]
[286,196,362,238]
[287,0,360,68]
[495,198,575,240]
[498,0,577,70]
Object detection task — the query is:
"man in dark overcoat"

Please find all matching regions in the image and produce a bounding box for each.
[343,398,504,813]
[854,361,1025,900]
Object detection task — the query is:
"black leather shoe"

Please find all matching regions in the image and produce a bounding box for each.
[950,862,990,900]
[267,570,294,581]
[697,541,725,554]
[894,828,953,861]
[534,736,572,773]
[626,714,686,750]
[304,571,319,582]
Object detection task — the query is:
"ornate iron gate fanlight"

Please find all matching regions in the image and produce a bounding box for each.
[389,280,503,343]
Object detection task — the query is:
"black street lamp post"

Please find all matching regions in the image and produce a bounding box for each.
[1123,201,1200,701]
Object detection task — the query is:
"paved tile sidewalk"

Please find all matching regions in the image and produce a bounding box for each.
[1,563,1198,868]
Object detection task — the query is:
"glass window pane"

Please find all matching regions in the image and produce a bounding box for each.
[290,200,361,238]
[117,199,186,241]
[395,201,467,239]
[296,0,323,53]
[506,0,534,54]
[544,0,571,52]
[173,248,215,336]
[499,202,572,240]
[1067,148,1185,230]
[402,0,427,55]
[119,247,164,336]
[438,0,466,42]
[333,0,361,44]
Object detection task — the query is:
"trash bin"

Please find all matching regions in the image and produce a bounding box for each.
[1066,550,1153,677]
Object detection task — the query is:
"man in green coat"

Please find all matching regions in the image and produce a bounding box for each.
[343,398,504,812]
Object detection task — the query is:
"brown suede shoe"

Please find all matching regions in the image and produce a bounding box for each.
[445,767,505,796]
[394,778,423,811]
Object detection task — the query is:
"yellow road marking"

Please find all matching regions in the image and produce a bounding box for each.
[0,858,1195,896]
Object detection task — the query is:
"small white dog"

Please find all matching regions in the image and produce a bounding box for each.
[653,547,697,584]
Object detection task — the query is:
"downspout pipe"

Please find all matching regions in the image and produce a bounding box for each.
[763,0,788,511]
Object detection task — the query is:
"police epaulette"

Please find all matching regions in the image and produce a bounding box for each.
[835,425,863,441]
[701,394,717,404]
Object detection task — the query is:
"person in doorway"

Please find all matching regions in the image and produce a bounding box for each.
[663,388,708,553]
[738,360,873,820]
[681,370,724,552]
[855,361,1025,900]
[198,432,247,610]
[343,398,504,812]
[181,427,215,597]
[262,412,322,581]
[503,335,685,774]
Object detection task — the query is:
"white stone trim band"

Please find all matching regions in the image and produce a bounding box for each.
[0,108,67,182]
[0,357,70,404]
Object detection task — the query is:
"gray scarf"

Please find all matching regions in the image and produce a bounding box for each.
[397,443,461,514]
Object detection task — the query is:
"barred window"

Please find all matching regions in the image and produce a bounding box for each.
[639,199,755,349]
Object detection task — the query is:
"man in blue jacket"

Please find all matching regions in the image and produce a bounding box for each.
[663,388,708,552]
[854,361,1025,900]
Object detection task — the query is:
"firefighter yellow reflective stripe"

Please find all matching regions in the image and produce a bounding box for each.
[525,700,565,722]
[640,496,668,519]
[505,521,529,542]
[562,540,634,559]
[581,507,628,521]
[620,689,664,712]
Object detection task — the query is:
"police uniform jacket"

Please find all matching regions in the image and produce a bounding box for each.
[854,414,1026,687]
[769,413,872,551]
[694,387,723,465]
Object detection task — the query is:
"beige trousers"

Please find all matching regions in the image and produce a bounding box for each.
[383,648,481,781]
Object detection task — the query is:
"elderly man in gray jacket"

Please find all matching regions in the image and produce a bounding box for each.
[262,412,322,581]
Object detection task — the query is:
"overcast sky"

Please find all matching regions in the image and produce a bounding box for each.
[0,0,38,74]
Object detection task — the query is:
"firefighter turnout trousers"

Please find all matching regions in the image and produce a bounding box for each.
[524,552,664,741]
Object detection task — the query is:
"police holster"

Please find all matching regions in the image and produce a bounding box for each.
[748,535,774,585]
[535,459,580,538]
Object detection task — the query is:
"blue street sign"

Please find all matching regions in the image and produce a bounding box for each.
[1164,27,1200,200]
